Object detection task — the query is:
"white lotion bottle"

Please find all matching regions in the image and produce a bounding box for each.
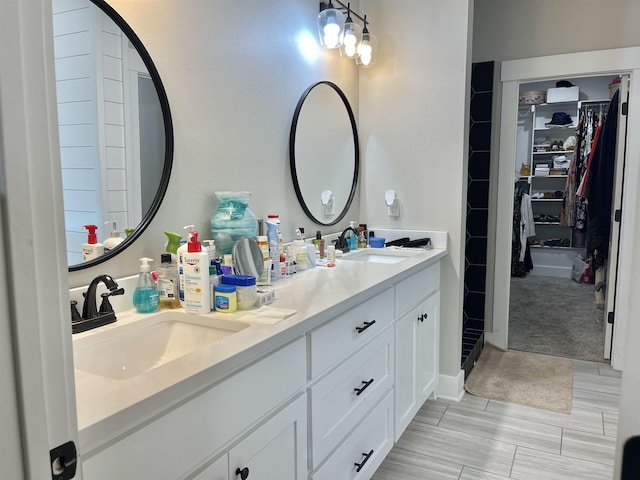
[183,230,211,314]
[103,220,124,253]
[177,224,195,307]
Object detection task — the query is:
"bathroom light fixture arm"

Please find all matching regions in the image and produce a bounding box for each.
[320,0,369,27]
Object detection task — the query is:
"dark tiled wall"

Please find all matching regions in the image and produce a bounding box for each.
[462,61,494,377]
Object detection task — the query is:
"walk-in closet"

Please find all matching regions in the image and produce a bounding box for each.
[509,74,626,362]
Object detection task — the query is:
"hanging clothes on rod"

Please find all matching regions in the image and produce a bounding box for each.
[511,180,534,277]
[585,89,620,260]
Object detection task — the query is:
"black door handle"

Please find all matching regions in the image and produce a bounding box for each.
[354,378,374,396]
[355,320,376,333]
[354,449,374,472]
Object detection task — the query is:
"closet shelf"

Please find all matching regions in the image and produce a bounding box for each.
[531,198,563,202]
[533,150,574,155]
[530,244,581,250]
[534,221,561,225]
[534,125,576,131]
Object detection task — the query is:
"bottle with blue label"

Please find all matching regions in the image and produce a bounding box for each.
[133,257,159,313]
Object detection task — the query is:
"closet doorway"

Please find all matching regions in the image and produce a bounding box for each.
[487,48,640,371]
[508,74,626,363]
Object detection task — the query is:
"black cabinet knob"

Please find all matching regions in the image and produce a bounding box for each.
[235,467,249,479]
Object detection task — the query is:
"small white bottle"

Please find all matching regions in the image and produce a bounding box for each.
[103,221,124,253]
[177,225,195,308]
[293,240,308,271]
[82,224,104,261]
[183,230,211,314]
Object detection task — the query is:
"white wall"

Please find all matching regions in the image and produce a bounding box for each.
[359,0,473,380]
[473,0,640,63]
[68,0,361,288]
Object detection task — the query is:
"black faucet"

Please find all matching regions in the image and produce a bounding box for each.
[335,227,359,253]
[72,275,124,334]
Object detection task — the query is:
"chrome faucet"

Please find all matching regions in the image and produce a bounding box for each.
[72,274,124,334]
[335,226,359,253]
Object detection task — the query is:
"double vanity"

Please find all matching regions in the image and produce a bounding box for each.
[73,232,447,480]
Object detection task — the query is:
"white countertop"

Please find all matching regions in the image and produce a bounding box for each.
[73,231,447,455]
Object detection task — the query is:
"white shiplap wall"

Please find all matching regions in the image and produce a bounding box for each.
[53,0,129,264]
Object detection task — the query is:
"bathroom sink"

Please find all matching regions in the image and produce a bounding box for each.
[341,247,424,264]
[73,311,249,380]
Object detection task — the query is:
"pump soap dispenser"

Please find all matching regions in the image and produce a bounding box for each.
[133,257,159,313]
[82,224,104,262]
[103,221,124,253]
[183,231,211,314]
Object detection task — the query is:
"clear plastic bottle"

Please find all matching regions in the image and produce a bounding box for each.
[157,253,179,309]
[347,221,359,251]
[133,257,159,313]
[357,225,367,249]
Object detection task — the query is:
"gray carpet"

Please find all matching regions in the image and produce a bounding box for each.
[509,275,606,363]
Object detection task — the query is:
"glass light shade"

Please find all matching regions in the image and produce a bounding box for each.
[317,7,345,49]
[356,32,377,67]
[339,20,362,58]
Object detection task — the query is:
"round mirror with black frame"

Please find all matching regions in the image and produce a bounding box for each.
[289,81,359,226]
[57,0,173,271]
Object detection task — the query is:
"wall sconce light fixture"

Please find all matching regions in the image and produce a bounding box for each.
[318,1,377,67]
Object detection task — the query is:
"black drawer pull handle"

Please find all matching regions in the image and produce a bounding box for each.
[355,320,376,333]
[235,467,249,479]
[354,449,374,472]
[354,378,374,396]
[418,313,428,322]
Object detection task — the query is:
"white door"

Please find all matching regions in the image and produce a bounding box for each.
[604,75,630,359]
[228,395,307,480]
[0,0,80,478]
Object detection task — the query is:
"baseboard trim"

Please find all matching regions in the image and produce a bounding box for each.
[437,370,465,401]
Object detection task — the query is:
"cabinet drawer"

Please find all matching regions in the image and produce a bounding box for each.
[310,288,394,378]
[82,338,306,480]
[310,326,394,467]
[311,390,394,480]
[395,263,440,317]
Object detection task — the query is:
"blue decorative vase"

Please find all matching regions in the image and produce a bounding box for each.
[210,191,258,255]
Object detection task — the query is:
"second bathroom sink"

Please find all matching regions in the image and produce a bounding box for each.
[341,247,424,264]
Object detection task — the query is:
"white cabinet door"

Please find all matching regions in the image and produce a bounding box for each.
[417,292,440,404]
[394,291,440,441]
[394,304,420,441]
[228,395,307,480]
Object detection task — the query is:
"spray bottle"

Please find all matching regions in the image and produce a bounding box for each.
[82,224,104,262]
[133,258,159,313]
[164,230,182,261]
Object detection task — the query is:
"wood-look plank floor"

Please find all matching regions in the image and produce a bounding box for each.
[372,359,619,480]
